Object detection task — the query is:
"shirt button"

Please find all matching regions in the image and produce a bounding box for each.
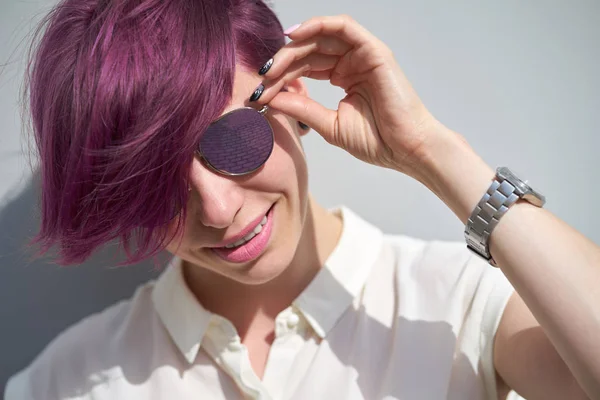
[228,339,243,351]
[287,313,300,329]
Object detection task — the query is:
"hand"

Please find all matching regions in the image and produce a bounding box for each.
[254,14,448,176]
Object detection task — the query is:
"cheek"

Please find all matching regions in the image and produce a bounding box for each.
[162,217,189,253]
[267,123,308,193]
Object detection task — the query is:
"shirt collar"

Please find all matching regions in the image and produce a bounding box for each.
[151,256,213,364]
[152,205,384,364]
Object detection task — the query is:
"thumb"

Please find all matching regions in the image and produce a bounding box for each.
[267,91,338,145]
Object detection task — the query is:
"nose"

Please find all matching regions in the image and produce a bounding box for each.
[188,157,244,229]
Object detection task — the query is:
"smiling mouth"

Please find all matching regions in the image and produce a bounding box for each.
[209,203,275,263]
[209,203,274,249]
[221,214,268,249]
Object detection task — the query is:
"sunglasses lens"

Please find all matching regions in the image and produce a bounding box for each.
[199,108,274,175]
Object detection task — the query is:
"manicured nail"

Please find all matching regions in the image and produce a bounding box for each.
[284,23,301,35]
[249,83,265,102]
[298,121,310,130]
[258,58,274,76]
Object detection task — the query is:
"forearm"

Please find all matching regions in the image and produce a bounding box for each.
[413,125,600,398]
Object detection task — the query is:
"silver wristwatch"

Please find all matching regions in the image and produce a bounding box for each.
[464,167,545,267]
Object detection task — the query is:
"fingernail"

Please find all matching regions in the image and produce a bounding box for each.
[298,121,310,130]
[284,23,301,35]
[249,83,265,102]
[258,58,274,76]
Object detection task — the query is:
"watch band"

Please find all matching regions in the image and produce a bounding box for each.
[464,178,520,267]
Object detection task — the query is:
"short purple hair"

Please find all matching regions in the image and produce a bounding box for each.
[22,0,285,266]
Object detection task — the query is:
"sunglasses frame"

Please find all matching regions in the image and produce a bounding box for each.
[196,104,273,177]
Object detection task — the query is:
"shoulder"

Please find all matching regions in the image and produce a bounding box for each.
[373,234,515,397]
[382,233,471,269]
[372,233,514,322]
[5,281,158,400]
[382,233,506,289]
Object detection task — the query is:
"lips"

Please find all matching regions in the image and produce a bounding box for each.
[211,204,274,249]
[211,204,275,263]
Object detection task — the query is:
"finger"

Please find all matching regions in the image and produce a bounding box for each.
[260,36,351,80]
[267,92,339,146]
[303,70,332,80]
[258,53,339,104]
[285,15,381,49]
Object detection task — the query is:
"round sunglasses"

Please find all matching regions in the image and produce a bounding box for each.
[196,105,274,176]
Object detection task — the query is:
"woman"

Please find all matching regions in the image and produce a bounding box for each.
[5,0,599,399]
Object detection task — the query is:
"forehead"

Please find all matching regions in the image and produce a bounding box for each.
[221,66,262,115]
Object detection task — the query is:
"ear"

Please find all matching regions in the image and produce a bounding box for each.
[284,76,309,98]
[283,78,311,136]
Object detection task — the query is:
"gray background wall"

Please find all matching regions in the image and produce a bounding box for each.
[1,0,598,396]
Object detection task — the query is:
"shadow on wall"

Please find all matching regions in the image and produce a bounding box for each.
[0,172,166,393]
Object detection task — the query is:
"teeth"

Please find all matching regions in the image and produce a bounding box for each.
[243,230,256,241]
[222,211,269,249]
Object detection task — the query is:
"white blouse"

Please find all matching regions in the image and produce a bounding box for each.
[5,206,523,399]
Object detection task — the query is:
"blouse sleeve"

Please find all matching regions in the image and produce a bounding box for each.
[465,254,519,400]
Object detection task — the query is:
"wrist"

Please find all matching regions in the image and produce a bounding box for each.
[411,125,496,224]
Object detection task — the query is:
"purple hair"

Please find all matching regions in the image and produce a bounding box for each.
[22,0,285,266]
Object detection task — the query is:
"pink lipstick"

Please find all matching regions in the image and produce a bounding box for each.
[211,205,274,263]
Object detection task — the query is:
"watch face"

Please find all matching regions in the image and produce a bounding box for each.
[511,169,529,185]
[498,167,531,194]
[497,167,545,207]
[511,169,532,191]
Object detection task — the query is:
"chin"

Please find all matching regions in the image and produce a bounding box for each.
[228,249,295,285]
